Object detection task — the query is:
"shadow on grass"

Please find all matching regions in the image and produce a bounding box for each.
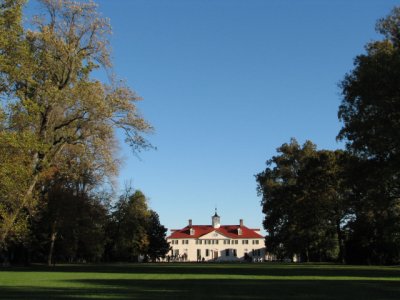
[1,263,400,278]
[1,278,400,300]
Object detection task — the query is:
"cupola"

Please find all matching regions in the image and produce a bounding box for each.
[212,209,220,228]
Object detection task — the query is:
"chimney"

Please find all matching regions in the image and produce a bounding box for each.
[189,219,192,227]
[240,219,243,227]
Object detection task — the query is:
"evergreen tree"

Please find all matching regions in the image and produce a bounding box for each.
[146,210,170,262]
[111,190,150,261]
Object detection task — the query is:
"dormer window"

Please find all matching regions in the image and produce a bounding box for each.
[190,228,195,235]
[237,228,242,235]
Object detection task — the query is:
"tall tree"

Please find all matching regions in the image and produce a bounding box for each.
[3,174,110,265]
[0,0,36,250]
[31,171,110,266]
[256,139,316,261]
[298,150,351,263]
[110,190,150,261]
[338,7,400,162]
[337,6,400,264]
[146,210,170,262]
[256,139,350,262]
[0,0,152,248]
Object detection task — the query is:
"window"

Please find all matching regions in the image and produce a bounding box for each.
[174,249,179,256]
[197,249,201,258]
[225,249,230,256]
[242,240,249,245]
[252,240,260,245]
[233,249,237,257]
[206,249,210,257]
[215,240,219,245]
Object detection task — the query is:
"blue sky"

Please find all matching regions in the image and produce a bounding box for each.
[28,0,400,232]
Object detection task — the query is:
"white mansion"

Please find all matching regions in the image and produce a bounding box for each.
[166,212,266,262]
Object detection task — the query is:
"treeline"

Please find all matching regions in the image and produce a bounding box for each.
[0,0,170,264]
[256,7,400,265]
[12,186,170,264]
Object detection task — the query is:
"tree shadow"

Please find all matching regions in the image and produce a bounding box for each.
[1,263,400,278]
[1,278,400,300]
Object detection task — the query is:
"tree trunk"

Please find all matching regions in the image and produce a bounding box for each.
[0,143,65,249]
[336,219,345,264]
[47,221,58,266]
[305,248,310,263]
[0,172,39,247]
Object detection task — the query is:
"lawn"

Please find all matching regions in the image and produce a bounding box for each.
[0,263,399,299]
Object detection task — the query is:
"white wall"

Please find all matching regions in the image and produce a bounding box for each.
[167,236,265,262]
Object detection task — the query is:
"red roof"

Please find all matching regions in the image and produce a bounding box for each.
[167,225,264,239]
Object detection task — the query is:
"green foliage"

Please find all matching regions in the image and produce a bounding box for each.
[338,41,400,161]
[257,6,400,266]
[30,181,109,264]
[107,190,170,262]
[256,139,350,262]
[0,0,152,248]
[337,6,400,264]
[0,131,40,248]
[146,210,170,261]
[376,6,400,47]
[0,0,27,94]
[110,190,151,261]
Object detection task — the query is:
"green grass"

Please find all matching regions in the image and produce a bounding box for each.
[0,263,399,299]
